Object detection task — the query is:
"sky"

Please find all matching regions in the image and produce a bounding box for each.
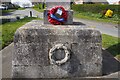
[107,0,119,4]
[11,0,32,7]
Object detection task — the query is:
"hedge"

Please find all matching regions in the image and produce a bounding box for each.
[33,3,46,9]
[72,4,120,14]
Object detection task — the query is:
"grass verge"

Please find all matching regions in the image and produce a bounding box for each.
[102,34,120,60]
[0,17,41,49]
[74,12,119,24]
[33,7,44,12]
[1,9,16,15]
[32,3,45,12]
[17,8,25,10]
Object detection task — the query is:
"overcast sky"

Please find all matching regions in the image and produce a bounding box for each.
[107,0,119,4]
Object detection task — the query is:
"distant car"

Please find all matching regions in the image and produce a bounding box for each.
[0,5,5,10]
[0,4,8,10]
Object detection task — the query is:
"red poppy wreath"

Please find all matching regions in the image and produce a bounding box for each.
[47,6,68,25]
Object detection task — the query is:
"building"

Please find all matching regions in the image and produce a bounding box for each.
[0,0,11,5]
[0,0,44,5]
[74,0,109,4]
[74,0,84,4]
[113,1,120,5]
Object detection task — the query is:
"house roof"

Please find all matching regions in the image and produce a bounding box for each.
[107,0,120,4]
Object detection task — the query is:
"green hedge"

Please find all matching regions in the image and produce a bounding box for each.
[33,3,46,9]
[72,4,120,14]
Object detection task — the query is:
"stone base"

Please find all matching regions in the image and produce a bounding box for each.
[13,20,102,78]
[44,10,73,25]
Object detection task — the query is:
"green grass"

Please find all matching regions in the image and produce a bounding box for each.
[102,34,120,59]
[17,8,25,10]
[33,7,44,12]
[1,9,16,15]
[32,4,45,12]
[74,12,119,24]
[0,17,41,49]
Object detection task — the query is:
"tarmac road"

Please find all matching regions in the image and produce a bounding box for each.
[9,8,43,18]
[74,18,119,38]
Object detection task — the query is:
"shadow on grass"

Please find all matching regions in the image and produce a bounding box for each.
[106,43,120,57]
[2,9,15,16]
[102,49,120,75]
[73,22,86,25]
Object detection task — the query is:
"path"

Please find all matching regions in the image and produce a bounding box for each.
[8,8,43,18]
[74,18,119,37]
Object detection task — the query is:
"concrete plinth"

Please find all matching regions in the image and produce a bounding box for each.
[12,20,102,78]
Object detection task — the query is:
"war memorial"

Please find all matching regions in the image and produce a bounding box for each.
[12,0,103,79]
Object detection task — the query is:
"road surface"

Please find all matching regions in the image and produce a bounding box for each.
[8,8,43,18]
[74,18,119,37]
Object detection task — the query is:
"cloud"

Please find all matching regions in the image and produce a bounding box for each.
[11,0,33,8]
[107,0,120,4]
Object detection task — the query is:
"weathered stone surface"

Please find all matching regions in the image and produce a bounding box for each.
[12,20,102,78]
[44,10,73,25]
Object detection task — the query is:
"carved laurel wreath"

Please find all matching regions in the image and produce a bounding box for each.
[49,44,70,65]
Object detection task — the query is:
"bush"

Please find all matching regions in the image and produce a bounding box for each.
[7,4,20,9]
[33,3,46,9]
[72,4,119,14]
[1,19,10,24]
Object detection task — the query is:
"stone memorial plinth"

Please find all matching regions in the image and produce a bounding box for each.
[12,0,102,78]
[44,0,73,24]
[12,20,102,78]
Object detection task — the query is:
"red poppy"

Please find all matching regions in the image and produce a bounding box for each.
[48,6,68,25]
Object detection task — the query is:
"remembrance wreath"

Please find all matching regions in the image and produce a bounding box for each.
[47,6,68,25]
